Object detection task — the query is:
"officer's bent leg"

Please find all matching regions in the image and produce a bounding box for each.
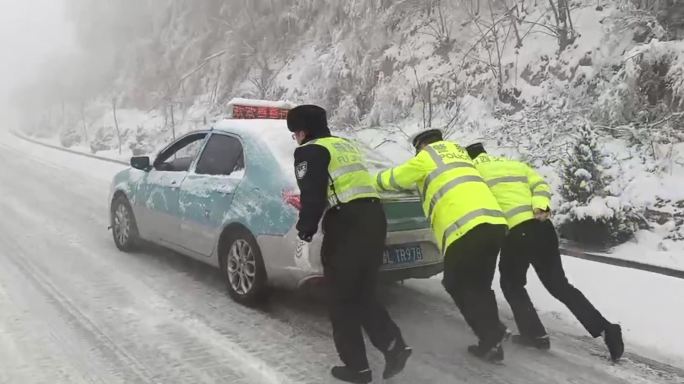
[500,222,547,338]
[442,240,481,336]
[357,202,404,352]
[462,224,507,347]
[531,221,609,337]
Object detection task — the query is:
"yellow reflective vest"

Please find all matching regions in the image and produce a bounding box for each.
[305,137,379,206]
[471,153,552,229]
[375,140,506,253]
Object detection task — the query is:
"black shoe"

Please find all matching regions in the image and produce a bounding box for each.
[512,334,551,350]
[330,366,372,384]
[603,324,624,361]
[383,343,412,379]
[468,343,504,362]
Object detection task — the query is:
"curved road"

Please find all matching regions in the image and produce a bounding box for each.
[0,131,682,384]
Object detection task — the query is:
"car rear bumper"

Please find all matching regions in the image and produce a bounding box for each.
[298,261,443,290]
[259,227,442,289]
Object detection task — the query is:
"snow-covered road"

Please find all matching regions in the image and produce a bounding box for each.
[0,131,682,384]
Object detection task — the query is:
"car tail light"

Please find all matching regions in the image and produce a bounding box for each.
[282,190,301,210]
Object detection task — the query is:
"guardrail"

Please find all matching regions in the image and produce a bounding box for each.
[10,130,684,280]
[11,130,128,166]
[559,244,684,280]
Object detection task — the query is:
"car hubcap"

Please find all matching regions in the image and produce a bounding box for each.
[227,239,256,295]
[114,204,130,245]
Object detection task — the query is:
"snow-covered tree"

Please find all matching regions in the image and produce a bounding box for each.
[557,123,644,247]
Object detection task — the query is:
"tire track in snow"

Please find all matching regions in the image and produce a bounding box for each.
[0,231,155,384]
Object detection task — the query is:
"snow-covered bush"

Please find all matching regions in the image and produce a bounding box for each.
[89,127,115,154]
[129,125,155,156]
[557,124,644,246]
[59,126,82,148]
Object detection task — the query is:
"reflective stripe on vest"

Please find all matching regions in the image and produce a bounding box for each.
[376,173,386,191]
[505,205,533,219]
[441,208,506,251]
[330,163,367,180]
[389,169,403,190]
[426,175,484,221]
[328,186,377,206]
[421,145,476,193]
[530,181,549,190]
[486,176,528,188]
[534,191,552,199]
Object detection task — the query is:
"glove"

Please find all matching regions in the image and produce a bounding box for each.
[298,231,314,243]
[533,208,551,221]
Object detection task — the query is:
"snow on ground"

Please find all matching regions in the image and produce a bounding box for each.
[611,230,684,270]
[407,257,684,369]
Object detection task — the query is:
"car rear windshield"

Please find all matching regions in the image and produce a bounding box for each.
[256,130,394,175]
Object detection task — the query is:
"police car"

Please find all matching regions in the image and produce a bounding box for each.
[109,99,442,305]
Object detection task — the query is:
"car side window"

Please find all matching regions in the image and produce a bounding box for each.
[195,134,245,176]
[154,133,207,172]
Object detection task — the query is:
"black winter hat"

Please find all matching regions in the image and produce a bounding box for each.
[287,105,328,133]
[465,142,486,159]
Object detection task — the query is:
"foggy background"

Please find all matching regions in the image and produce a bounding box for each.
[1,0,683,258]
[0,0,73,128]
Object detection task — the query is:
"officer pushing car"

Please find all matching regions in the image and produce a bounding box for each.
[288,105,411,383]
[466,142,625,361]
[375,129,509,362]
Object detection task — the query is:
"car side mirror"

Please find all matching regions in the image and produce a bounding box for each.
[130,156,151,171]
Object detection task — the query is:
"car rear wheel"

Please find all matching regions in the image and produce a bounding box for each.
[220,227,269,306]
[111,195,139,252]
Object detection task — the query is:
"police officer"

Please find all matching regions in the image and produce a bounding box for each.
[375,129,509,362]
[288,105,411,383]
[466,142,625,361]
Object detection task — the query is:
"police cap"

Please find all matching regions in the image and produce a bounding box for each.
[465,142,487,159]
[410,129,444,151]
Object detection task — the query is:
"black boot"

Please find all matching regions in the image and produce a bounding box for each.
[468,343,504,362]
[330,366,372,384]
[383,340,412,379]
[603,324,624,362]
[512,334,551,350]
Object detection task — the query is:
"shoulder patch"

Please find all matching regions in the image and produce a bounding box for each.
[296,161,308,179]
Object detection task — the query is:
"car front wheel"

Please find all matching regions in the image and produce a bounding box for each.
[111,195,139,252]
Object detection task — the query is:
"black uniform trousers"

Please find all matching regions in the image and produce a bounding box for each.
[321,198,404,371]
[442,223,508,349]
[500,219,609,338]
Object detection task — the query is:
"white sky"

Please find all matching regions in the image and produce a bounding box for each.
[0,0,73,123]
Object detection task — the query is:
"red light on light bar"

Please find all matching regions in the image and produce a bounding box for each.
[232,105,289,120]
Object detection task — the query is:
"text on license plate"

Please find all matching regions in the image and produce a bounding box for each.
[383,244,423,265]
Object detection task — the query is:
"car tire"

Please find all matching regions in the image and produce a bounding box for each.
[219,227,269,306]
[111,194,140,252]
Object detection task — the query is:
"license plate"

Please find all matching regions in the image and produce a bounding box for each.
[383,244,423,266]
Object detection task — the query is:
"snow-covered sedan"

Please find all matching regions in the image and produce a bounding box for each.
[108,101,442,305]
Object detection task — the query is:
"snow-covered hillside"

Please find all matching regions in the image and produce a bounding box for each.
[15,0,684,263]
